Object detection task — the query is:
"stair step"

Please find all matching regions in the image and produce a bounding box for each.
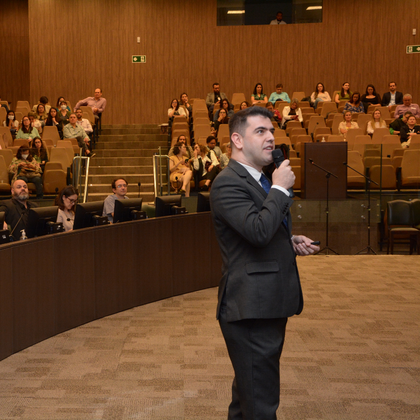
[96,142,165,150]
[100,128,162,135]
[99,134,167,142]
[87,192,156,203]
[89,165,152,175]
[92,149,161,158]
[87,174,155,184]
[90,157,155,165]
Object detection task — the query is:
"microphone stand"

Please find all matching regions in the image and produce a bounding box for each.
[309,159,339,255]
[344,162,378,255]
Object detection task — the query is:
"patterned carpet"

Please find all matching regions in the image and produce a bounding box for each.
[0,256,419,420]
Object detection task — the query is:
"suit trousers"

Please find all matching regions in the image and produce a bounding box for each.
[219,307,288,420]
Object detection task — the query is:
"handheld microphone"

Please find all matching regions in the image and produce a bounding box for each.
[271,149,294,198]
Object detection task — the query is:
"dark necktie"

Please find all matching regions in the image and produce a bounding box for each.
[260,173,288,229]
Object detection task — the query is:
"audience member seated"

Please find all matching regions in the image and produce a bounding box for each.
[180,92,192,119]
[389,111,412,135]
[55,185,79,232]
[206,135,222,160]
[310,82,331,109]
[206,82,228,115]
[343,92,364,114]
[8,146,43,199]
[30,137,49,171]
[32,96,51,114]
[270,11,287,25]
[213,99,234,121]
[367,109,387,135]
[339,111,359,140]
[400,115,420,148]
[168,98,187,120]
[220,142,231,170]
[240,101,249,110]
[45,107,63,137]
[3,110,19,137]
[63,113,95,157]
[268,84,290,104]
[55,96,70,112]
[214,108,229,133]
[361,84,381,111]
[103,178,129,223]
[28,112,43,135]
[169,142,193,197]
[381,81,403,108]
[0,179,37,241]
[265,102,282,127]
[281,98,303,128]
[394,94,420,119]
[34,104,48,125]
[16,116,40,143]
[251,83,268,105]
[168,135,193,158]
[76,108,93,139]
[193,143,219,191]
[74,88,107,119]
[334,82,352,104]
[57,101,71,127]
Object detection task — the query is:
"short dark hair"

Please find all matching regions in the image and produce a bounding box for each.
[55,185,79,211]
[276,84,283,89]
[206,136,216,144]
[112,177,128,189]
[39,96,48,104]
[213,82,220,87]
[229,107,272,138]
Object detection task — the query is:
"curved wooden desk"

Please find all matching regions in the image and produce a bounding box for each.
[0,212,222,362]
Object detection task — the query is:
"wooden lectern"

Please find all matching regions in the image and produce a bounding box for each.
[301,142,347,199]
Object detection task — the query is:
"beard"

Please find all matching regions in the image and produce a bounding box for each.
[14,191,29,202]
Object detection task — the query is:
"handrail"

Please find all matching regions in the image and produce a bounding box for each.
[153,147,171,197]
[72,151,91,203]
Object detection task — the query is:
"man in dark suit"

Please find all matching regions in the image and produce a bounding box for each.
[381,81,403,107]
[210,106,319,419]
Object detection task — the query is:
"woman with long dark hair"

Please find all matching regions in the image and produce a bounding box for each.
[343,92,364,114]
[55,185,79,231]
[251,83,268,105]
[310,82,331,109]
[15,116,40,142]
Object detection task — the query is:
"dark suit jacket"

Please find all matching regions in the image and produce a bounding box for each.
[381,91,403,106]
[205,92,228,108]
[210,159,303,322]
[0,199,37,240]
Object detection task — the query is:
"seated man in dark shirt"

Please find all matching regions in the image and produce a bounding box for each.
[389,111,412,135]
[0,179,37,240]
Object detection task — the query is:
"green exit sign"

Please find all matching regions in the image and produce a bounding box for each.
[132,55,146,63]
[406,45,420,54]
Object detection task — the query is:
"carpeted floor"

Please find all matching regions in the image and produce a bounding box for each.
[0,256,419,420]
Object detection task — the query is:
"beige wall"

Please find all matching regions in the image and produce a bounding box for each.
[1,0,419,124]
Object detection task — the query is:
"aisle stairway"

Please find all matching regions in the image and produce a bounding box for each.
[86,124,167,203]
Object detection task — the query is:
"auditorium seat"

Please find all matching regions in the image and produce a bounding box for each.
[320,102,338,118]
[346,128,364,144]
[286,122,304,136]
[43,168,67,194]
[371,128,390,143]
[42,126,61,143]
[347,151,365,188]
[0,149,14,168]
[289,128,306,146]
[295,135,312,155]
[194,124,211,141]
[307,116,326,137]
[217,124,229,140]
[326,135,344,142]
[0,127,13,147]
[0,155,11,193]
[331,114,344,134]
[0,107,6,125]
[291,92,306,101]
[313,127,331,142]
[357,114,372,134]
[231,93,246,105]
[399,149,420,189]
[50,147,72,169]
[369,165,396,190]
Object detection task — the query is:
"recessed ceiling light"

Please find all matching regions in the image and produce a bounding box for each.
[227,10,245,14]
[306,6,322,10]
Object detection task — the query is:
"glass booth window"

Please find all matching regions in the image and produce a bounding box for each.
[217,0,323,26]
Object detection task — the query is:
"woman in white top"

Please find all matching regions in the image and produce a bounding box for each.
[366,109,387,135]
[168,98,187,119]
[55,185,79,232]
[169,142,193,196]
[310,82,331,109]
[339,111,359,140]
[281,98,303,128]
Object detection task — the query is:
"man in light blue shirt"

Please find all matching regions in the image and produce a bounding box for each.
[268,84,290,103]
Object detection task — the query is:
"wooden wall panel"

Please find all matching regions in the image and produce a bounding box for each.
[0,248,14,360]
[21,0,420,125]
[0,0,30,110]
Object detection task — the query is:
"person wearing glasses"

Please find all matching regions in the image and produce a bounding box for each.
[55,186,79,232]
[102,178,128,223]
